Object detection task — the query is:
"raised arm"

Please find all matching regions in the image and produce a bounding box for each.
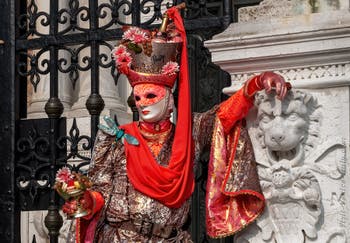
[217,71,289,134]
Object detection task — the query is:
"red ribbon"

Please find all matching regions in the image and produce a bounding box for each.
[121,7,194,208]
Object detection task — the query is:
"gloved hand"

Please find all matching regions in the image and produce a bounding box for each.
[244,71,291,100]
[62,198,78,215]
[62,190,93,216]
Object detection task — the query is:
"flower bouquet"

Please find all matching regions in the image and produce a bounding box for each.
[54,167,92,219]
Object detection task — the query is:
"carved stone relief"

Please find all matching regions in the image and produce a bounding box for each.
[238,0,349,22]
[238,0,312,22]
[224,63,350,95]
[236,89,347,242]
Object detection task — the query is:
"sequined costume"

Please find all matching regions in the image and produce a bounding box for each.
[66,4,290,242]
[77,108,217,243]
[75,86,269,242]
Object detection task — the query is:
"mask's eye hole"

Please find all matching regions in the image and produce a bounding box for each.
[134,95,140,101]
[146,93,157,99]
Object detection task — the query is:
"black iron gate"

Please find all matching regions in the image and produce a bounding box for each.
[0,0,262,242]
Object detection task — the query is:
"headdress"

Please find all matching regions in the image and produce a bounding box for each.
[112,15,183,88]
[114,4,195,208]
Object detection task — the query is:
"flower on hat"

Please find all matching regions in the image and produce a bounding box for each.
[123,27,150,44]
[112,45,127,57]
[112,45,133,72]
[116,53,132,67]
[162,61,179,76]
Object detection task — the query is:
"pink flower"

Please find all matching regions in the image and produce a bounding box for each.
[162,61,179,75]
[123,27,138,41]
[55,167,73,183]
[123,27,149,44]
[116,52,132,67]
[112,45,132,69]
[112,45,127,58]
[133,32,147,44]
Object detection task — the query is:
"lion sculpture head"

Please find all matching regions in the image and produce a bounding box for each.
[254,90,320,167]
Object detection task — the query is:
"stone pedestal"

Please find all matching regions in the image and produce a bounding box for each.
[205,4,350,243]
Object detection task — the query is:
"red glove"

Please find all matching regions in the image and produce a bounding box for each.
[80,190,93,209]
[244,71,291,100]
[62,190,93,216]
[62,198,78,215]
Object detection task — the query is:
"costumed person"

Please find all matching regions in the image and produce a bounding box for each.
[62,4,290,242]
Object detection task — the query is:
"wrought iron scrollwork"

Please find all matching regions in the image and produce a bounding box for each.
[17,0,50,38]
[56,118,92,171]
[15,119,67,210]
[16,126,50,202]
[139,0,167,26]
[97,0,133,29]
[17,49,50,92]
[185,0,214,19]
[99,41,120,84]
[57,44,92,89]
[184,0,231,20]
[98,41,113,69]
[57,0,90,35]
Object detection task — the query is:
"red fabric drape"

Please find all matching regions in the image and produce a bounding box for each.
[206,118,265,238]
[76,191,105,243]
[121,7,194,208]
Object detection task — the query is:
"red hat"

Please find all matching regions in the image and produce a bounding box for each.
[112,23,182,88]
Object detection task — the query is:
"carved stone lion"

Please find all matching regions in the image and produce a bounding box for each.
[254,90,321,167]
[236,90,323,243]
[237,89,347,243]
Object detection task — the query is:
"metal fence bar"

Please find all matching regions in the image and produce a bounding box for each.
[43,0,64,242]
[0,0,19,242]
[86,0,105,143]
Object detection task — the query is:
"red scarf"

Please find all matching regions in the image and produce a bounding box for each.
[120,7,194,208]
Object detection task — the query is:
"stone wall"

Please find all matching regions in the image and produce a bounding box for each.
[205,1,350,242]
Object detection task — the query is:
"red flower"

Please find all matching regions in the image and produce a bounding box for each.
[162,61,179,75]
[112,45,127,58]
[56,167,73,183]
[67,179,75,187]
[116,53,132,68]
[112,44,132,74]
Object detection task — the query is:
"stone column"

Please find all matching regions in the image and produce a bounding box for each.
[205,1,350,242]
[26,1,74,119]
[68,0,131,125]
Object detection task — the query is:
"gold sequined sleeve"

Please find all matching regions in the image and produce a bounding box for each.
[88,130,116,200]
[192,105,219,158]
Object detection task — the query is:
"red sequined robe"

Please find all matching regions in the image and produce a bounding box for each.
[75,87,265,242]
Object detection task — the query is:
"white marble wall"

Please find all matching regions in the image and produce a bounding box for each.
[205,1,350,242]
